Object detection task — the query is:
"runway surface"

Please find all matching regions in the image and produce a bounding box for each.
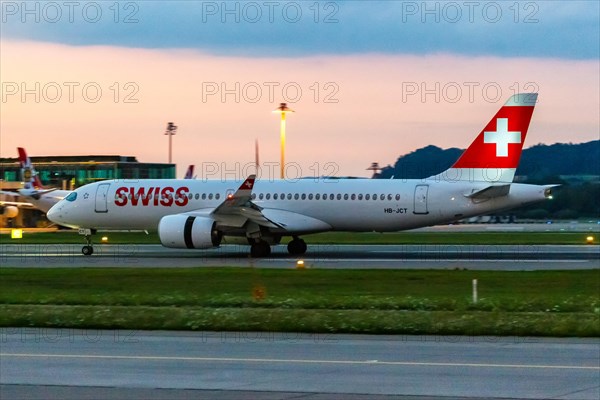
[1,243,598,270]
[1,329,598,400]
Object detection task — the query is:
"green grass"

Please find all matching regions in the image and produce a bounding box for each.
[1,230,597,245]
[1,268,598,336]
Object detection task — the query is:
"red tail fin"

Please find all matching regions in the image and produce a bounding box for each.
[432,93,537,183]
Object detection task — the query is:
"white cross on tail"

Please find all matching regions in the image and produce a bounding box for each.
[483,118,521,157]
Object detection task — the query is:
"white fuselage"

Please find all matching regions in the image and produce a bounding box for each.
[48,178,549,233]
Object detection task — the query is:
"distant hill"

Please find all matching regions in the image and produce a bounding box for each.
[377,140,600,181]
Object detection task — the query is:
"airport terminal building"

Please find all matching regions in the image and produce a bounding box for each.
[0,155,175,228]
[0,155,175,189]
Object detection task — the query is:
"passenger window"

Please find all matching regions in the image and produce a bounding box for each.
[314,194,319,200]
[208,193,213,200]
[281,193,285,199]
[380,194,385,200]
[195,193,199,200]
[396,194,401,201]
[287,193,292,200]
[336,194,341,200]
[202,193,206,200]
[215,193,220,200]
[387,194,392,201]
[358,194,363,200]
[365,194,370,200]
[329,194,334,200]
[251,193,256,200]
[266,193,271,200]
[294,193,299,200]
[301,194,306,200]
[274,194,279,200]
[373,193,377,200]
[323,193,327,200]
[259,193,264,200]
[351,194,356,200]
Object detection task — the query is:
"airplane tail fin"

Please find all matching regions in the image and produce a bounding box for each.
[17,147,44,190]
[430,93,538,183]
[184,165,195,179]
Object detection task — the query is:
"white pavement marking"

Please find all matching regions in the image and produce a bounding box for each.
[2,353,598,370]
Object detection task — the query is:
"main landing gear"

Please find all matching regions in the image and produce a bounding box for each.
[249,236,307,258]
[79,229,96,256]
[250,240,271,258]
[287,236,307,255]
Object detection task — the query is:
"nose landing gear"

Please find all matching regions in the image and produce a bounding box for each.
[79,228,96,256]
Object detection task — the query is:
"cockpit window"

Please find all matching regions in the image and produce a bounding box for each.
[65,192,78,202]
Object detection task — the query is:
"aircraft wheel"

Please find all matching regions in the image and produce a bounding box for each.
[287,238,307,255]
[250,241,271,258]
[82,246,94,256]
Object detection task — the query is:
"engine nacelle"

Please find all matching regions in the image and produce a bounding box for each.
[158,215,222,249]
[1,206,18,219]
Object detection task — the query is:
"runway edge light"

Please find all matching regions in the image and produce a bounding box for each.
[586,236,594,244]
[11,229,23,239]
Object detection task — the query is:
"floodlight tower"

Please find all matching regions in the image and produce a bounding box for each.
[272,103,294,179]
[165,122,177,164]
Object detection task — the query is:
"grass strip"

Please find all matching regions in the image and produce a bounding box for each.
[0,269,598,313]
[1,268,598,336]
[1,305,598,337]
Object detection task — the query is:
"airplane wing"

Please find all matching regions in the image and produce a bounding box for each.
[185,175,330,233]
[208,175,281,228]
[0,191,36,209]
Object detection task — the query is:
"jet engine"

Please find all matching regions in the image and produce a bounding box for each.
[0,206,19,219]
[158,215,222,249]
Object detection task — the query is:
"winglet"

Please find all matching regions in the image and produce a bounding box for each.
[230,175,256,200]
[212,175,257,214]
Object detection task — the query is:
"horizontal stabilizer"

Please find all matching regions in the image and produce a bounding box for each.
[466,184,511,200]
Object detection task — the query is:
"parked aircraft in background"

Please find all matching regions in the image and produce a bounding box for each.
[48,93,556,257]
[0,148,71,215]
[184,165,196,179]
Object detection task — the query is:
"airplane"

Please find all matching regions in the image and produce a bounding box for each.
[47,93,556,257]
[0,147,72,214]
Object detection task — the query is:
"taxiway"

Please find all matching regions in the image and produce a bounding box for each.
[1,329,598,399]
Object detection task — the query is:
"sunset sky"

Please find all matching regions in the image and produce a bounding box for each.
[1,1,599,178]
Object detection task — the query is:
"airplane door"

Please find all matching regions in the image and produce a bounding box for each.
[413,184,429,214]
[95,183,110,213]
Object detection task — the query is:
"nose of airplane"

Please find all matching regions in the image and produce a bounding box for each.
[46,202,62,224]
